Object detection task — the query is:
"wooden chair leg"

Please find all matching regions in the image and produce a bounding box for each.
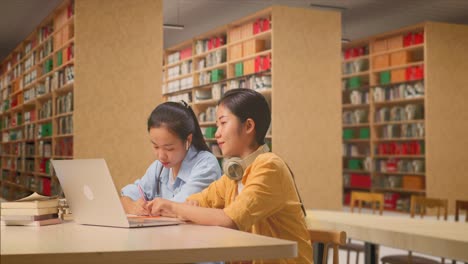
[323,244,329,264]
[333,245,339,264]
[356,250,360,264]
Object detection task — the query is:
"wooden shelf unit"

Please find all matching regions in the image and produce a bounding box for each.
[341,22,468,213]
[0,0,74,201]
[162,8,275,161]
[162,6,342,210]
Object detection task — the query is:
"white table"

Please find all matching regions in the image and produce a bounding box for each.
[1,222,297,263]
[306,210,468,263]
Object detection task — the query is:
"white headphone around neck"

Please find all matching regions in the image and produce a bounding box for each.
[223,144,270,181]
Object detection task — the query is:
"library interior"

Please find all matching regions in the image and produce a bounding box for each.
[1,1,467,264]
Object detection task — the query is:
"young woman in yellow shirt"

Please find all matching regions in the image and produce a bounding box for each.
[147,89,313,264]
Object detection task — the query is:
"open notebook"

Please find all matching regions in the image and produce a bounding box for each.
[51,159,183,228]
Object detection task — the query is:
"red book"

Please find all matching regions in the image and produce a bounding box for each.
[384,193,400,209]
[211,37,217,48]
[414,32,424,44]
[385,159,398,172]
[255,56,261,72]
[67,2,74,18]
[403,32,412,47]
[253,19,261,34]
[207,39,213,50]
[350,174,371,188]
[344,49,351,59]
[42,178,51,196]
[262,55,271,71]
[262,18,270,31]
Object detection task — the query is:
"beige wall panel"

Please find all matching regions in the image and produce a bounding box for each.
[75,0,163,190]
[272,6,342,210]
[425,22,468,213]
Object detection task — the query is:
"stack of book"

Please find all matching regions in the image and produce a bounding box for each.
[1,192,61,226]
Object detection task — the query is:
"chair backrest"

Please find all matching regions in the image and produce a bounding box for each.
[309,229,347,264]
[350,191,384,215]
[410,196,448,220]
[455,200,468,222]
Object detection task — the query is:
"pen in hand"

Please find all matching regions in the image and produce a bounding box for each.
[137,184,150,215]
[137,184,148,202]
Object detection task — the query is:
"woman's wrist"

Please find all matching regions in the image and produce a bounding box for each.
[170,200,180,218]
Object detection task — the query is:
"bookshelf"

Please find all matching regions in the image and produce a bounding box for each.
[0,0,75,200]
[162,6,342,210]
[162,9,274,164]
[341,22,468,213]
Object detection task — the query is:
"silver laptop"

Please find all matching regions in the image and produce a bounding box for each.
[51,159,182,228]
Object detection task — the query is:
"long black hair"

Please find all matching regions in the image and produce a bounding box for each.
[147,101,210,152]
[218,89,271,145]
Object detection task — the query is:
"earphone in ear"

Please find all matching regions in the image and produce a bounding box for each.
[186,141,190,151]
[223,144,270,181]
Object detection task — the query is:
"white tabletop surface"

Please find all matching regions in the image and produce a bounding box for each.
[306,210,468,262]
[1,222,297,264]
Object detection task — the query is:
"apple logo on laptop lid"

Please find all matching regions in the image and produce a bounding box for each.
[83,185,95,201]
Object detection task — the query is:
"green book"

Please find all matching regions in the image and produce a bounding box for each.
[343,129,354,139]
[211,69,224,83]
[348,159,362,170]
[41,123,53,137]
[380,71,391,85]
[205,127,217,139]
[348,76,361,89]
[57,51,63,66]
[235,63,243,77]
[359,128,370,139]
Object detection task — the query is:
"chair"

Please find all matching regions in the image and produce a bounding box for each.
[455,200,468,222]
[453,200,468,264]
[309,229,347,264]
[341,191,384,264]
[381,196,448,264]
[410,196,448,220]
[350,191,384,215]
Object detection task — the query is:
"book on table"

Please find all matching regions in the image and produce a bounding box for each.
[0,192,61,226]
[1,217,62,226]
[0,192,59,209]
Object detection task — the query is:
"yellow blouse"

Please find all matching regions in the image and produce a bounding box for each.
[188,152,313,264]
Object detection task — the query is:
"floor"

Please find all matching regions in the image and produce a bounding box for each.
[326,207,466,264]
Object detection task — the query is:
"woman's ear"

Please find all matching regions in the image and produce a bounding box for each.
[186,134,193,150]
[244,118,256,135]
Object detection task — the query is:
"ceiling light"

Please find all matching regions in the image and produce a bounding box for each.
[341,38,351,43]
[163,24,184,30]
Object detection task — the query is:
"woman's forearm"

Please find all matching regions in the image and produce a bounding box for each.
[173,202,237,229]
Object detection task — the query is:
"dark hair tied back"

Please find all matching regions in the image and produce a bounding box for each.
[147,102,210,152]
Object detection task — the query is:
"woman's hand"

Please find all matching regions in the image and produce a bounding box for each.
[121,196,149,215]
[146,198,177,217]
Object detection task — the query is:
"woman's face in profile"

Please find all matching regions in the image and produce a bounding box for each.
[149,126,186,168]
[215,104,247,157]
